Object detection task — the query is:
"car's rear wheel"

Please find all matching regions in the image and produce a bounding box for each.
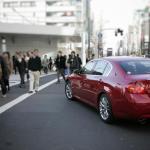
[65,81,74,100]
[99,94,113,123]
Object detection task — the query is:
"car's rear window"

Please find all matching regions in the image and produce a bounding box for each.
[120,60,150,75]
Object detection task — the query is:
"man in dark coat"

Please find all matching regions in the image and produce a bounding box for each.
[28,49,42,93]
[0,54,8,97]
[55,51,66,83]
[16,52,26,88]
[77,54,82,69]
[67,51,79,73]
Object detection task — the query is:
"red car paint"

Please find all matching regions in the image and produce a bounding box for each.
[67,57,150,120]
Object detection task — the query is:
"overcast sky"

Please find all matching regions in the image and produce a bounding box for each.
[91,0,149,31]
[91,0,149,52]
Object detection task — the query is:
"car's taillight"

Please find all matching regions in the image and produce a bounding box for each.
[127,82,145,94]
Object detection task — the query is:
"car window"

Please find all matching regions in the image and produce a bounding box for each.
[82,61,96,74]
[120,60,150,75]
[103,63,112,76]
[93,60,108,75]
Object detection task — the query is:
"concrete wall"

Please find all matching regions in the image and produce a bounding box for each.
[0,35,58,58]
[0,23,79,36]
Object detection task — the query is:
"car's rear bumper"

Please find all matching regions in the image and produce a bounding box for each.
[128,94,150,119]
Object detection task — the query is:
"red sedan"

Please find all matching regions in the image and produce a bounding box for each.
[65,56,150,123]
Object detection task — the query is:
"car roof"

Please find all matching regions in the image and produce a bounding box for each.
[93,56,150,63]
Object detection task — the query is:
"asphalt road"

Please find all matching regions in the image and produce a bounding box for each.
[0,75,150,150]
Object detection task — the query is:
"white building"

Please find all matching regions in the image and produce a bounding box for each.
[0,0,82,57]
[0,0,82,26]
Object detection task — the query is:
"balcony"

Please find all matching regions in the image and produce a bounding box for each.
[46,6,81,12]
[46,16,82,23]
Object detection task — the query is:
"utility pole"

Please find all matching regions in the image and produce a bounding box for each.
[81,0,87,65]
[148,12,150,55]
[87,0,91,59]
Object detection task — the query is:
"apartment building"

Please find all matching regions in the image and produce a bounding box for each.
[0,0,82,56]
[0,0,82,26]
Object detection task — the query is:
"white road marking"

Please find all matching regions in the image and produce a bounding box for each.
[0,78,59,114]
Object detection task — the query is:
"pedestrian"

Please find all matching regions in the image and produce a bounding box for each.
[28,49,42,93]
[0,53,8,98]
[77,54,82,69]
[24,52,30,81]
[3,52,13,91]
[67,51,79,73]
[16,51,26,88]
[91,54,95,60]
[42,55,49,74]
[55,51,66,83]
[48,57,53,71]
[12,55,17,74]
[86,57,89,63]
[67,54,71,75]
[64,55,68,75]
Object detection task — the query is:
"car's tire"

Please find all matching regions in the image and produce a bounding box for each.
[99,94,113,123]
[65,81,74,101]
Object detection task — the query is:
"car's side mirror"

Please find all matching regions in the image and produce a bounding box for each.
[74,69,81,75]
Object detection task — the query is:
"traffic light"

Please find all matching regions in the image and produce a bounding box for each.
[115,31,118,36]
[115,28,123,36]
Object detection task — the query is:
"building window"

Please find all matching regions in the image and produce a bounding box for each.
[20,1,36,7]
[3,1,19,8]
[46,23,57,26]
[46,1,57,6]
[46,12,55,17]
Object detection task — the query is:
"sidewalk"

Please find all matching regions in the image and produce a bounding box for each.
[9,72,56,87]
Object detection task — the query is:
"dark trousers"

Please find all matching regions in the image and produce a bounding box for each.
[49,63,52,71]
[4,78,10,90]
[26,70,30,80]
[14,65,17,74]
[0,79,7,95]
[43,67,48,74]
[19,71,25,85]
[57,68,65,82]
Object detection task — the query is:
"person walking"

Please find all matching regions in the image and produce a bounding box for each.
[48,57,53,71]
[12,55,17,74]
[55,51,66,83]
[0,54,8,98]
[3,52,13,91]
[67,51,79,73]
[77,54,82,69]
[24,52,30,81]
[16,51,26,88]
[42,55,49,74]
[28,49,42,93]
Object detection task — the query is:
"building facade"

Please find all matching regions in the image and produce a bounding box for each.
[0,0,82,26]
[127,1,150,56]
[0,0,82,56]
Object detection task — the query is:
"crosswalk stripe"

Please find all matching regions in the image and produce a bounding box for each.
[0,78,58,114]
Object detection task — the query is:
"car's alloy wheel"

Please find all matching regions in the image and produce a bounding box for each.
[65,82,73,100]
[99,94,113,123]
